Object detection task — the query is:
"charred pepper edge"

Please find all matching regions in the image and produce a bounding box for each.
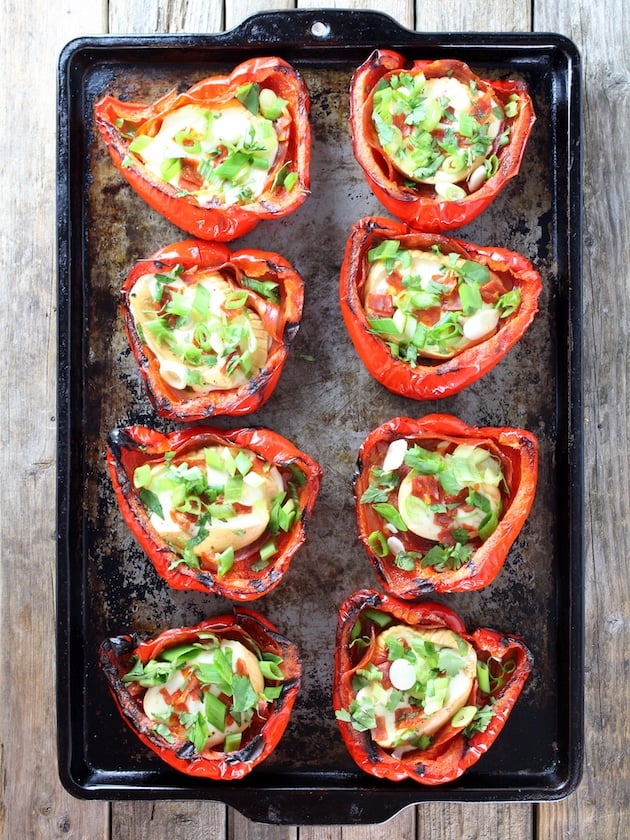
[98,609,302,780]
[105,424,323,601]
[352,414,539,596]
[332,589,533,786]
[339,216,543,400]
[120,239,305,421]
[94,56,312,241]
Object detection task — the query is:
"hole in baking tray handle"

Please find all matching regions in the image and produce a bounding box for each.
[310,21,331,39]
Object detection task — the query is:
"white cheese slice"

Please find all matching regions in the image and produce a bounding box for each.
[142,445,284,557]
[397,475,443,541]
[143,669,186,720]
[397,460,502,542]
[193,464,283,557]
[367,625,477,747]
[128,271,269,393]
[462,306,501,342]
[136,102,279,207]
[377,75,502,186]
[142,639,266,750]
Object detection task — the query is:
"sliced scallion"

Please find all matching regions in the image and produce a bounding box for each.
[216,546,235,577]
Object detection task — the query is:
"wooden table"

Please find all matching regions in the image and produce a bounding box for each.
[2,0,628,837]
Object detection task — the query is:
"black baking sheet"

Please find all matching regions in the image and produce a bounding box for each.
[56,9,583,825]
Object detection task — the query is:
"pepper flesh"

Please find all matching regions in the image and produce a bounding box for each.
[340,216,542,399]
[350,52,536,232]
[94,56,311,241]
[98,609,301,780]
[121,239,304,420]
[354,414,538,596]
[333,589,532,785]
[106,424,323,600]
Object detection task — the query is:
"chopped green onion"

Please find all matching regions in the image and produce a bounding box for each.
[477,661,491,694]
[235,82,260,115]
[133,463,153,488]
[372,503,408,532]
[204,691,227,733]
[259,87,288,120]
[225,290,249,310]
[367,530,389,557]
[259,658,284,681]
[128,134,152,155]
[216,546,235,577]
[139,488,165,520]
[259,539,277,564]
[224,732,242,752]
[362,608,393,628]
[451,705,478,729]
[160,157,182,182]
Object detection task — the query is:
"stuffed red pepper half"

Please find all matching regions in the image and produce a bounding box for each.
[354,414,538,596]
[99,608,301,780]
[333,589,532,785]
[121,239,304,421]
[94,56,311,240]
[339,216,542,400]
[106,424,323,600]
[350,51,535,231]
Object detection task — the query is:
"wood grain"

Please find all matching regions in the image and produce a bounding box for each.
[0,2,109,838]
[534,1,630,838]
[2,0,628,837]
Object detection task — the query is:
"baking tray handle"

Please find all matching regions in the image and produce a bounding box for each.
[227,9,411,47]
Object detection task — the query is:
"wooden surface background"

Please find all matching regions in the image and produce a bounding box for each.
[1,0,628,837]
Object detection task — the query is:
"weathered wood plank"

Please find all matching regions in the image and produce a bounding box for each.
[533,1,630,837]
[111,800,227,838]
[298,0,413,29]
[0,0,109,835]
[226,0,295,31]
[108,0,223,33]
[229,810,298,840]
[417,803,533,839]
[413,0,529,31]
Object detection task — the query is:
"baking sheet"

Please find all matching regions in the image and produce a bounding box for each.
[56,10,583,825]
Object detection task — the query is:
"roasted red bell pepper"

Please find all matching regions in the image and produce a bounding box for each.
[94,56,311,241]
[333,589,532,785]
[106,424,322,600]
[350,51,535,231]
[339,216,542,399]
[354,414,538,596]
[98,608,301,780]
[121,238,304,421]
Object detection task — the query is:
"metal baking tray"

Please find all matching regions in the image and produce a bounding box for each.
[56,9,583,825]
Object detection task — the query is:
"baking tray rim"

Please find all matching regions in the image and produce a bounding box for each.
[56,9,584,824]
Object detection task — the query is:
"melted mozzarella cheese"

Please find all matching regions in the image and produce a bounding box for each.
[145,446,284,556]
[365,250,449,297]
[136,102,279,206]
[397,476,444,541]
[364,248,501,360]
[367,626,477,748]
[143,669,186,720]
[129,270,269,393]
[142,640,265,749]
[378,75,502,186]
[397,470,502,541]
[193,461,283,556]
